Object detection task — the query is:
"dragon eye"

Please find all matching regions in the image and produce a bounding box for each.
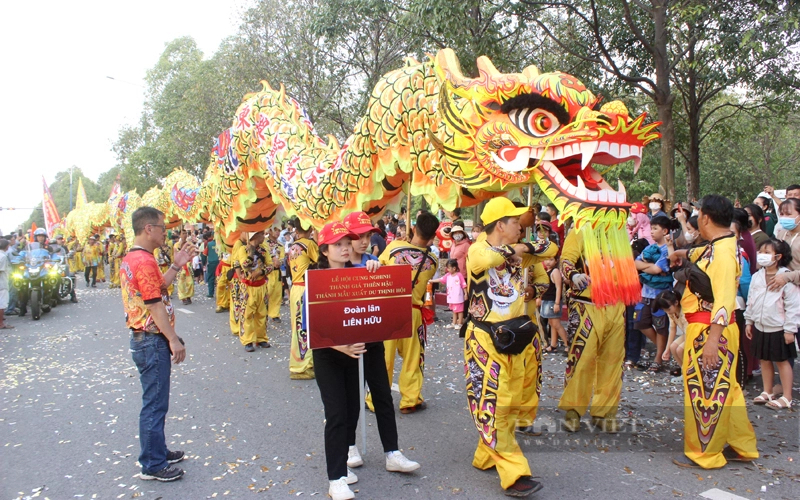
[508,108,561,137]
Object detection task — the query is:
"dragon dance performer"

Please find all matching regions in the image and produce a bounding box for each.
[233,231,271,352]
[66,236,81,273]
[368,211,439,414]
[288,218,319,379]
[83,235,101,287]
[558,220,637,433]
[96,236,107,283]
[668,195,758,469]
[265,226,285,323]
[108,234,120,289]
[463,198,553,497]
[215,250,231,313]
[173,228,194,305]
[154,242,174,297]
[228,233,248,336]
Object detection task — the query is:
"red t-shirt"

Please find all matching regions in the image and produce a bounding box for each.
[120,248,174,333]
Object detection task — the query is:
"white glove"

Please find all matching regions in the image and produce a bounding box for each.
[572,273,590,290]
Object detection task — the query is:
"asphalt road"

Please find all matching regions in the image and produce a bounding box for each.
[1,279,798,500]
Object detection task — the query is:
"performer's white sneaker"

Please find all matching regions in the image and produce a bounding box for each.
[385,451,420,473]
[347,445,363,468]
[345,468,358,485]
[329,478,355,500]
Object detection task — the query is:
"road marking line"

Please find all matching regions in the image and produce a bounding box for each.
[700,488,750,500]
[176,308,194,314]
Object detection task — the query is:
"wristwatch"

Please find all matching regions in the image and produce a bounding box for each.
[170,264,181,272]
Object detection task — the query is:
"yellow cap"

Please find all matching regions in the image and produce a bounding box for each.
[480,197,528,225]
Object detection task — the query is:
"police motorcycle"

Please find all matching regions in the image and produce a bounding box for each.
[11,229,68,320]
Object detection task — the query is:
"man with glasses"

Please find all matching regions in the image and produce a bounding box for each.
[121,207,195,482]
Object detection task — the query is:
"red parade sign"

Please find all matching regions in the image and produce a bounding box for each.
[305,265,413,349]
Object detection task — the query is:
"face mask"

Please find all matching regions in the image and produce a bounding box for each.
[685,232,697,243]
[627,216,635,226]
[691,210,699,217]
[649,202,661,211]
[756,253,774,267]
[471,232,479,240]
[779,216,798,231]
[452,233,464,241]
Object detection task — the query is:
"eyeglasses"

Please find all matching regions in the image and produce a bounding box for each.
[147,224,166,231]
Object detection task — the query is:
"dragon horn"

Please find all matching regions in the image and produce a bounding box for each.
[476,56,500,77]
[435,49,472,88]
[522,65,540,80]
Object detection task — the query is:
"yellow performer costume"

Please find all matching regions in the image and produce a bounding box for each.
[95,242,106,282]
[233,236,270,348]
[67,239,79,272]
[154,245,174,297]
[229,239,246,336]
[517,260,551,431]
[228,240,247,334]
[558,227,626,430]
[367,239,439,412]
[173,241,194,302]
[108,239,120,288]
[680,234,757,468]
[265,237,284,320]
[463,230,555,490]
[216,251,231,313]
[288,236,318,379]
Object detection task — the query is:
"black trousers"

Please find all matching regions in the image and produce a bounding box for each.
[84,265,97,286]
[314,343,398,481]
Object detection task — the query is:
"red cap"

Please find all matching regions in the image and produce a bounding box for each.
[630,202,647,214]
[535,220,552,231]
[343,211,376,235]
[318,222,358,246]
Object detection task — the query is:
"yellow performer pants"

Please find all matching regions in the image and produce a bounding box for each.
[109,258,120,287]
[558,301,625,418]
[74,253,85,272]
[229,277,243,336]
[289,284,314,378]
[464,324,532,490]
[216,268,230,310]
[682,321,758,468]
[96,263,105,282]
[177,269,194,300]
[159,265,174,297]
[239,283,268,346]
[383,308,425,410]
[516,301,544,428]
[266,270,282,319]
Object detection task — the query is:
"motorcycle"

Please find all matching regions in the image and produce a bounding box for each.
[11,249,62,320]
[50,255,75,303]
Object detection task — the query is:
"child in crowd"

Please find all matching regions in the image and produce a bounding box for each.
[745,239,799,410]
[312,221,420,500]
[653,290,687,382]
[192,254,203,284]
[540,256,568,352]
[430,259,466,329]
[634,215,679,372]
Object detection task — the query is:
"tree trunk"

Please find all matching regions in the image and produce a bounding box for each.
[686,111,701,201]
[653,1,675,202]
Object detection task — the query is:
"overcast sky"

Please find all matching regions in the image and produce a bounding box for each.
[0,0,242,234]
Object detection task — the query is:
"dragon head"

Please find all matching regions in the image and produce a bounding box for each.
[433,49,659,229]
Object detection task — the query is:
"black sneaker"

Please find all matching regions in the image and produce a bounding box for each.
[271,317,281,323]
[166,450,186,464]
[245,343,256,352]
[140,465,184,482]
[258,342,271,348]
[505,476,543,497]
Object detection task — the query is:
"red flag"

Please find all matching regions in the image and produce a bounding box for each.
[108,173,121,202]
[42,177,61,235]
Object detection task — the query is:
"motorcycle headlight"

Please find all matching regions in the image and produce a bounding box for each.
[49,268,59,276]
[12,273,22,280]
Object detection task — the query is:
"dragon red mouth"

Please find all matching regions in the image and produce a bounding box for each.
[491,140,642,205]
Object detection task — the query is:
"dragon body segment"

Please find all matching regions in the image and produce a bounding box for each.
[208,49,658,246]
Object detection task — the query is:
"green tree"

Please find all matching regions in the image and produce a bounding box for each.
[24,168,106,230]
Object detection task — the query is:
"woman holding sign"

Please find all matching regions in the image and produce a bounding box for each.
[313,222,420,500]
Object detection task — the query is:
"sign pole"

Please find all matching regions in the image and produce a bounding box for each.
[358,354,366,455]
